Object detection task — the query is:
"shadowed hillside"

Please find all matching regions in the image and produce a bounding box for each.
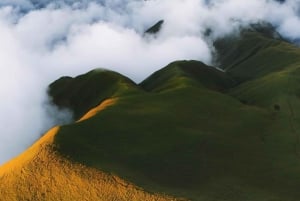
[48,69,142,119]
[215,23,300,82]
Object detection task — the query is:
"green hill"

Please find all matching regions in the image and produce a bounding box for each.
[51,26,300,200]
[140,60,236,92]
[48,69,141,119]
[214,23,300,82]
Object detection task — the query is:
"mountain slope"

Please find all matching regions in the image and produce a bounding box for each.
[140,60,236,92]
[50,27,300,200]
[0,107,180,201]
[48,69,141,119]
[215,23,300,82]
[49,57,300,200]
[54,85,274,200]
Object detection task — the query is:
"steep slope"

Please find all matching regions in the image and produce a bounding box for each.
[214,23,300,82]
[215,24,300,109]
[48,69,141,119]
[0,89,180,201]
[0,130,180,201]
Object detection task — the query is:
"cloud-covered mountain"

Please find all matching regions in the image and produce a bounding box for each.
[0,0,300,164]
[2,24,300,200]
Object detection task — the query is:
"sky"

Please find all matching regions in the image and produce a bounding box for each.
[0,0,300,164]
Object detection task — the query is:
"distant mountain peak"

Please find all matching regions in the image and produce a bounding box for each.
[144,20,164,35]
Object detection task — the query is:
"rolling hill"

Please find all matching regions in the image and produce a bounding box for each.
[1,24,300,201]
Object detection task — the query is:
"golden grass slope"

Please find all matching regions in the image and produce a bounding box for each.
[78,98,118,122]
[0,99,183,201]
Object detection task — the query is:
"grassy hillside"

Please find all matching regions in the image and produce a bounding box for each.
[214,23,300,82]
[0,108,180,201]
[51,27,300,200]
[54,84,274,200]
[48,69,141,119]
[140,60,236,92]
[2,25,300,201]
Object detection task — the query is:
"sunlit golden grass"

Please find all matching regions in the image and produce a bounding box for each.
[0,104,184,201]
[78,98,118,122]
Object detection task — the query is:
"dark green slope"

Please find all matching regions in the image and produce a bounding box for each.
[215,23,300,82]
[140,60,236,92]
[53,69,274,200]
[214,25,300,110]
[47,28,300,201]
[48,69,141,119]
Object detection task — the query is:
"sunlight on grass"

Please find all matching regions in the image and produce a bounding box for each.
[0,111,182,201]
[78,98,118,122]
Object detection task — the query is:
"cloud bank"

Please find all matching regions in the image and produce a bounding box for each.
[0,0,300,164]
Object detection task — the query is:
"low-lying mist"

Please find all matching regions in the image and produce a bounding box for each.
[0,0,299,164]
